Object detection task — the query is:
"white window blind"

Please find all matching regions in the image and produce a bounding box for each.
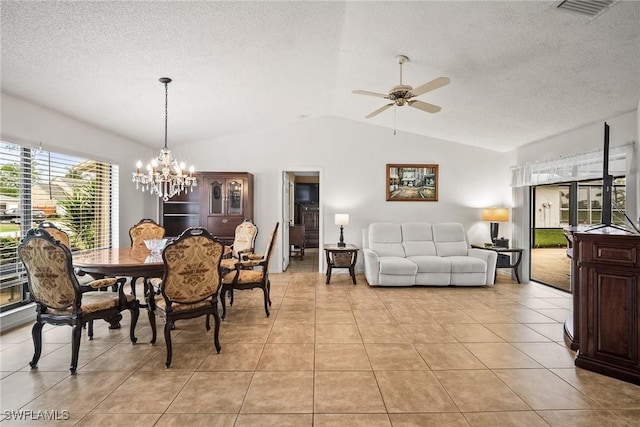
[510,142,635,187]
[0,141,118,310]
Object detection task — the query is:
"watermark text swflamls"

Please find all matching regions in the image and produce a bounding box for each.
[3,410,70,421]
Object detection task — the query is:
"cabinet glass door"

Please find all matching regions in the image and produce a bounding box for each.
[209,180,224,214]
[227,180,243,215]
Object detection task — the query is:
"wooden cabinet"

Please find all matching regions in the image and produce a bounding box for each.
[299,204,319,248]
[568,229,640,385]
[159,172,254,244]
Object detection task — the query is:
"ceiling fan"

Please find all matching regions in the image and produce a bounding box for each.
[353,55,450,118]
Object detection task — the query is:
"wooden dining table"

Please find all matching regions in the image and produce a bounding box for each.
[73,247,165,280]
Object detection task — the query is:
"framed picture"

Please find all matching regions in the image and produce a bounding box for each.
[386,164,439,201]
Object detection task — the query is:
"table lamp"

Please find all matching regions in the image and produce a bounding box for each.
[482,208,509,244]
[335,213,349,247]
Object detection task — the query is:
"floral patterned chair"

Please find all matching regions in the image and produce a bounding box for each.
[128,218,166,296]
[219,219,258,271]
[221,222,279,319]
[145,227,225,368]
[18,228,139,374]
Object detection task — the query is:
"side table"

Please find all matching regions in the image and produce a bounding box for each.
[324,243,359,285]
[471,244,524,284]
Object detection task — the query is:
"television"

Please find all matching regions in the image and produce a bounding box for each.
[295,183,319,203]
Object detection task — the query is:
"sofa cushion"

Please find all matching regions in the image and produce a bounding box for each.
[448,256,487,273]
[379,257,418,275]
[369,223,406,257]
[401,223,436,256]
[407,255,451,273]
[432,223,469,257]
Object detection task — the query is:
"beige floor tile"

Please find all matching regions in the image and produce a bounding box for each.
[511,342,576,368]
[167,371,253,413]
[398,323,458,344]
[314,413,391,426]
[314,370,386,413]
[221,324,271,343]
[141,342,213,371]
[462,411,548,427]
[434,370,530,412]
[352,309,395,325]
[426,309,478,324]
[93,370,192,413]
[414,343,486,370]
[80,342,155,372]
[389,413,470,426]
[315,299,352,311]
[387,307,437,324]
[523,322,566,342]
[0,371,70,411]
[21,371,130,414]
[374,370,458,413]
[315,309,355,324]
[1,341,66,372]
[267,323,314,343]
[197,343,264,371]
[316,324,362,343]
[551,368,640,408]
[348,298,386,310]
[463,308,516,324]
[223,308,275,325]
[274,310,315,325]
[155,413,236,427]
[235,413,313,426]
[499,307,557,323]
[76,413,162,426]
[494,369,599,410]
[241,371,313,413]
[537,409,630,427]
[365,343,428,370]
[611,410,640,426]
[358,323,410,343]
[315,343,372,371]
[483,323,552,343]
[19,341,115,372]
[257,343,314,371]
[463,343,543,369]
[443,324,504,343]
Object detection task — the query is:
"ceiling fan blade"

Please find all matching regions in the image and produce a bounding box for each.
[407,100,441,114]
[410,77,450,97]
[365,103,394,118]
[353,89,389,99]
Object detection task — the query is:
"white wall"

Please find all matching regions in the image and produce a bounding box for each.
[181,116,512,272]
[1,93,157,244]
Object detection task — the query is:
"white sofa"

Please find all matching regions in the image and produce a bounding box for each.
[362,222,497,287]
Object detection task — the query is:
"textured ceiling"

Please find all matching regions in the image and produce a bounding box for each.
[1,1,638,152]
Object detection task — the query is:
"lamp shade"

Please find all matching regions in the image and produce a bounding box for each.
[335,214,349,226]
[482,208,509,222]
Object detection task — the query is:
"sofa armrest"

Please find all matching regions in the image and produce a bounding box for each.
[468,248,498,285]
[362,248,380,285]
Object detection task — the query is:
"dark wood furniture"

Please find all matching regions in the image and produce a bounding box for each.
[299,203,319,248]
[159,172,254,244]
[471,244,524,283]
[74,247,166,279]
[289,224,306,260]
[564,227,640,385]
[324,244,358,285]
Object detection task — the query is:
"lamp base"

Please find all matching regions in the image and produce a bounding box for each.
[337,242,346,248]
[490,222,499,244]
[338,225,345,247]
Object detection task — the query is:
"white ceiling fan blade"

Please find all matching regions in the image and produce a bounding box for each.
[365,103,394,118]
[407,100,441,114]
[353,89,389,99]
[410,77,450,97]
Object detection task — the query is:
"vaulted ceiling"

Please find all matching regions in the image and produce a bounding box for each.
[1,1,638,152]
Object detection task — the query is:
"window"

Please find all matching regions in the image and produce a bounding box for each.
[0,142,119,312]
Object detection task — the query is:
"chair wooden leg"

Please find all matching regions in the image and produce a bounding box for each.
[212,306,222,353]
[262,285,270,317]
[164,320,173,368]
[129,304,139,344]
[88,320,94,340]
[29,321,44,369]
[70,324,82,374]
[205,314,211,331]
[221,287,228,320]
[148,310,157,344]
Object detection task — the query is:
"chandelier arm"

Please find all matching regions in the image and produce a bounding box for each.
[164,79,169,150]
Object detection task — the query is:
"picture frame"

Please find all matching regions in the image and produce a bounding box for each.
[386,164,439,201]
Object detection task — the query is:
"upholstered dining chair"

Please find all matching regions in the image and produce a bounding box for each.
[220,222,279,319]
[219,219,258,271]
[145,227,225,368]
[18,228,139,374]
[128,218,165,295]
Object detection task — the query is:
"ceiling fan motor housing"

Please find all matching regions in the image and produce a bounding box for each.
[389,84,414,105]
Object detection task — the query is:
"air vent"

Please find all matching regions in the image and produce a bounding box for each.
[557,0,618,17]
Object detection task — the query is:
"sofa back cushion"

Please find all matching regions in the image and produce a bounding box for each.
[368,223,406,257]
[433,223,469,257]
[401,223,436,256]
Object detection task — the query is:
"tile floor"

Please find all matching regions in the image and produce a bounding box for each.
[1,257,639,426]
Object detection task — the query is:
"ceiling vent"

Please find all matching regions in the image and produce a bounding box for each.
[557,0,618,18]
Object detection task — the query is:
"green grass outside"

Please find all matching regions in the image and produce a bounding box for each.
[533,228,567,248]
[0,224,20,233]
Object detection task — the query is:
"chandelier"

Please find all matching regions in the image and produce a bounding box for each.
[132,77,197,201]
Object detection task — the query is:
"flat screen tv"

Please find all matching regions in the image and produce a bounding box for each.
[295,183,319,203]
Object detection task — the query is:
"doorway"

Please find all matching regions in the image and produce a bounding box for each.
[281,170,322,272]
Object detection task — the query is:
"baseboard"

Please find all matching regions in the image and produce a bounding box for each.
[0,303,35,332]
